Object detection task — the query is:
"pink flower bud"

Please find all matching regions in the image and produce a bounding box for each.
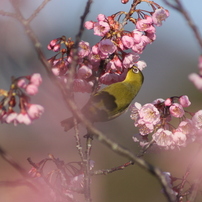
[53,44,60,52]
[17,78,27,89]
[179,95,191,107]
[84,21,94,30]
[164,98,172,106]
[26,84,38,95]
[27,104,44,120]
[30,73,42,86]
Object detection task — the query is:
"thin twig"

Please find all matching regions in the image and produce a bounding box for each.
[93,161,134,175]
[84,137,93,202]
[73,119,85,162]
[27,0,51,23]
[163,0,202,50]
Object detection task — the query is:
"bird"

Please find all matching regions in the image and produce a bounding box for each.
[61,65,144,132]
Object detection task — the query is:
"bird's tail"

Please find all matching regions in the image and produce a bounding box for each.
[61,117,79,132]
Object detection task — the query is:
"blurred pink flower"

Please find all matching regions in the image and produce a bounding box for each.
[26,84,38,95]
[27,104,44,120]
[189,73,202,91]
[30,73,42,86]
[16,113,32,125]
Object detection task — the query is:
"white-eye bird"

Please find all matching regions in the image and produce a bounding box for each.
[61,65,144,131]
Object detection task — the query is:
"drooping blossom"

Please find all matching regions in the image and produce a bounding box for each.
[152,128,174,149]
[27,104,44,120]
[152,9,169,27]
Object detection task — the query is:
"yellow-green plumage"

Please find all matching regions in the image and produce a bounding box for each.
[61,66,144,131]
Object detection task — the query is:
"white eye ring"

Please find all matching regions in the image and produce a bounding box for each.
[132,67,139,74]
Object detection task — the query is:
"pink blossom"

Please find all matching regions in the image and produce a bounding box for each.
[152,9,169,27]
[93,21,110,36]
[141,35,152,44]
[97,14,106,21]
[138,103,160,126]
[136,60,147,71]
[98,39,116,55]
[131,103,161,135]
[47,39,59,51]
[26,84,38,95]
[78,41,90,58]
[113,56,122,71]
[130,102,142,122]
[177,119,196,142]
[121,0,129,3]
[132,42,145,54]
[136,16,155,33]
[105,60,117,72]
[122,52,140,68]
[132,133,149,147]
[188,73,202,91]
[152,98,165,105]
[178,119,194,135]
[131,35,151,54]
[179,95,191,107]
[16,113,32,125]
[52,68,60,76]
[152,128,174,149]
[77,65,92,79]
[146,32,156,41]
[4,112,18,124]
[27,104,44,120]
[172,130,187,147]
[84,21,94,30]
[49,39,58,47]
[164,98,172,106]
[30,73,42,86]
[169,103,184,118]
[132,29,142,44]
[53,44,60,52]
[192,110,202,130]
[17,78,27,89]
[138,124,155,136]
[73,79,93,93]
[117,38,124,50]
[100,72,121,85]
[121,35,134,49]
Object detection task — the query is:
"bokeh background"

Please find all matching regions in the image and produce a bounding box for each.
[0,0,202,201]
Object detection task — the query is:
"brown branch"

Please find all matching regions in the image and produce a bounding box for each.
[73,119,85,162]
[0,146,29,178]
[93,161,134,175]
[163,0,202,50]
[0,10,17,18]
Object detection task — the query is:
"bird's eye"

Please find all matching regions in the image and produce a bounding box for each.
[132,67,139,74]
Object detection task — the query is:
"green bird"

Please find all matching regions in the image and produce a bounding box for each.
[61,65,144,131]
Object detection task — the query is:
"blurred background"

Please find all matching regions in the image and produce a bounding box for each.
[0,0,202,201]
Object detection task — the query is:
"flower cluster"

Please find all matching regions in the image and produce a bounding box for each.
[0,73,44,125]
[130,95,202,149]
[47,3,169,93]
